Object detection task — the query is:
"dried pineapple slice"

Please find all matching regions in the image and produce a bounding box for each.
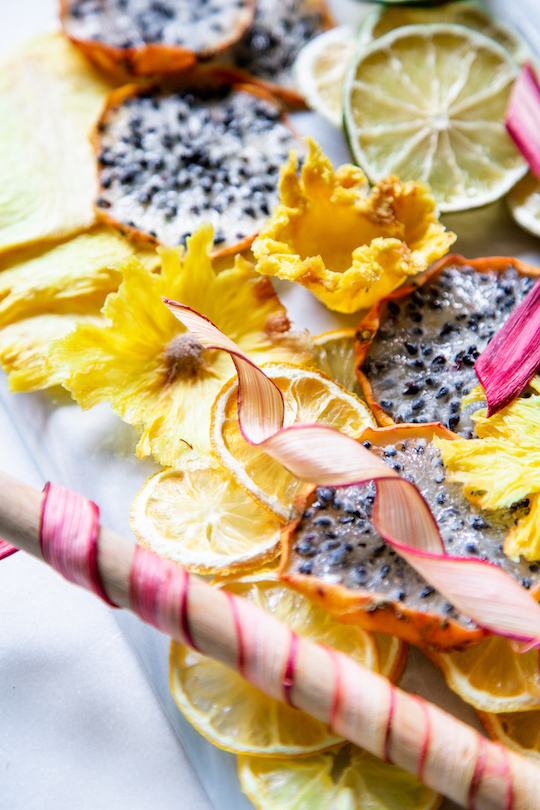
[50,224,312,468]
[0,33,116,255]
[252,139,455,313]
[435,379,540,561]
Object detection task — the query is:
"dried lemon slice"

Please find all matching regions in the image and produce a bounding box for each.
[508,171,540,239]
[480,710,540,763]
[343,24,527,213]
[239,744,441,810]
[130,461,281,575]
[169,573,381,757]
[428,636,540,713]
[210,363,376,520]
[312,329,363,399]
[357,1,529,64]
[293,26,356,127]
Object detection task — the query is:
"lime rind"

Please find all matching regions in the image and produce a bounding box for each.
[293,25,356,128]
[343,22,528,213]
[356,0,529,64]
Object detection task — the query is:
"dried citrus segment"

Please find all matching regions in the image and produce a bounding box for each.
[375,632,407,682]
[293,26,356,127]
[508,171,540,239]
[211,362,376,520]
[169,573,378,756]
[357,1,529,64]
[481,710,540,763]
[428,636,540,713]
[252,139,455,314]
[343,24,527,213]
[0,33,116,255]
[130,462,281,575]
[312,329,363,399]
[239,744,441,810]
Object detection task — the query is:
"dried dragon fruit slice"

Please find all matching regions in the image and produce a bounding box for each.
[356,255,540,438]
[280,424,540,652]
[93,73,302,254]
[60,0,255,76]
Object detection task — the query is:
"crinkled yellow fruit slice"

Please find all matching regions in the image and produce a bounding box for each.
[252,139,455,313]
[312,329,363,400]
[343,24,527,214]
[130,461,282,575]
[293,26,357,128]
[239,744,441,810]
[0,33,117,255]
[357,1,529,64]
[480,710,540,764]
[169,573,381,757]
[211,362,376,520]
[429,635,540,713]
[508,172,540,240]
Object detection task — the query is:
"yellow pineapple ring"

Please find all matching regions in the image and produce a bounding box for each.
[252,139,455,314]
[210,362,376,521]
[169,572,405,757]
[130,460,281,575]
[239,744,441,810]
[428,635,540,713]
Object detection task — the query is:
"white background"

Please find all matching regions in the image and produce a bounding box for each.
[1,1,540,809]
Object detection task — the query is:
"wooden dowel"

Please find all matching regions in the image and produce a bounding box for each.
[0,469,539,810]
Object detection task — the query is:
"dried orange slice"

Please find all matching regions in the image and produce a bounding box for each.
[211,362,376,521]
[428,636,540,712]
[239,744,441,810]
[169,572,383,757]
[480,710,540,763]
[130,461,281,575]
[312,329,363,399]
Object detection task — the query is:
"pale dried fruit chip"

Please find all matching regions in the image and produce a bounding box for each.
[169,572,380,756]
[252,139,455,313]
[239,744,441,810]
[130,461,281,574]
[0,33,115,255]
[50,225,312,467]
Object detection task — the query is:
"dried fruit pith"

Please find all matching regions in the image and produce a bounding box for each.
[280,426,540,651]
[94,81,301,253]
[227,0,333,97]
[61,0,255,75]
[357,259,539,437]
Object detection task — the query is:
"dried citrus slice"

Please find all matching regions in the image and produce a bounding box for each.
[428,636,540,713]
[130,461,282,575]
[293,26,356,127]
[343,24,527,213]
[357,1,529,64]
[480,710,540,763]
[239,744,441,810]
[507,171,540,239]
[169,573,379,756]
[210,363,376,520]
[312,329,363,399]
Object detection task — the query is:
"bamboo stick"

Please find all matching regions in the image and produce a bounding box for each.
[0,469,538,810]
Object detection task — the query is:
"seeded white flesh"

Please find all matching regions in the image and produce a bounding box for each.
[62,0,254,56]
[285,438,538,628]
[225,0,331,90]
[360,264,535,436]
[293,26,356,127]
[343,23,527,213]
[507,171,540,239]
[96,87,301,250]
[357,1,529,65]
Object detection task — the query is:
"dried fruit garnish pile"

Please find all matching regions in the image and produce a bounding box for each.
[4,0,540,808]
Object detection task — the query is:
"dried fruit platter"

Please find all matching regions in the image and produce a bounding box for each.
[3,1,540,810]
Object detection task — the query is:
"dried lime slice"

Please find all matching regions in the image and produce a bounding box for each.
[507,171,540,239]
[343,23,527,213]
[293,26,356,127]
[357,1,529,64]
